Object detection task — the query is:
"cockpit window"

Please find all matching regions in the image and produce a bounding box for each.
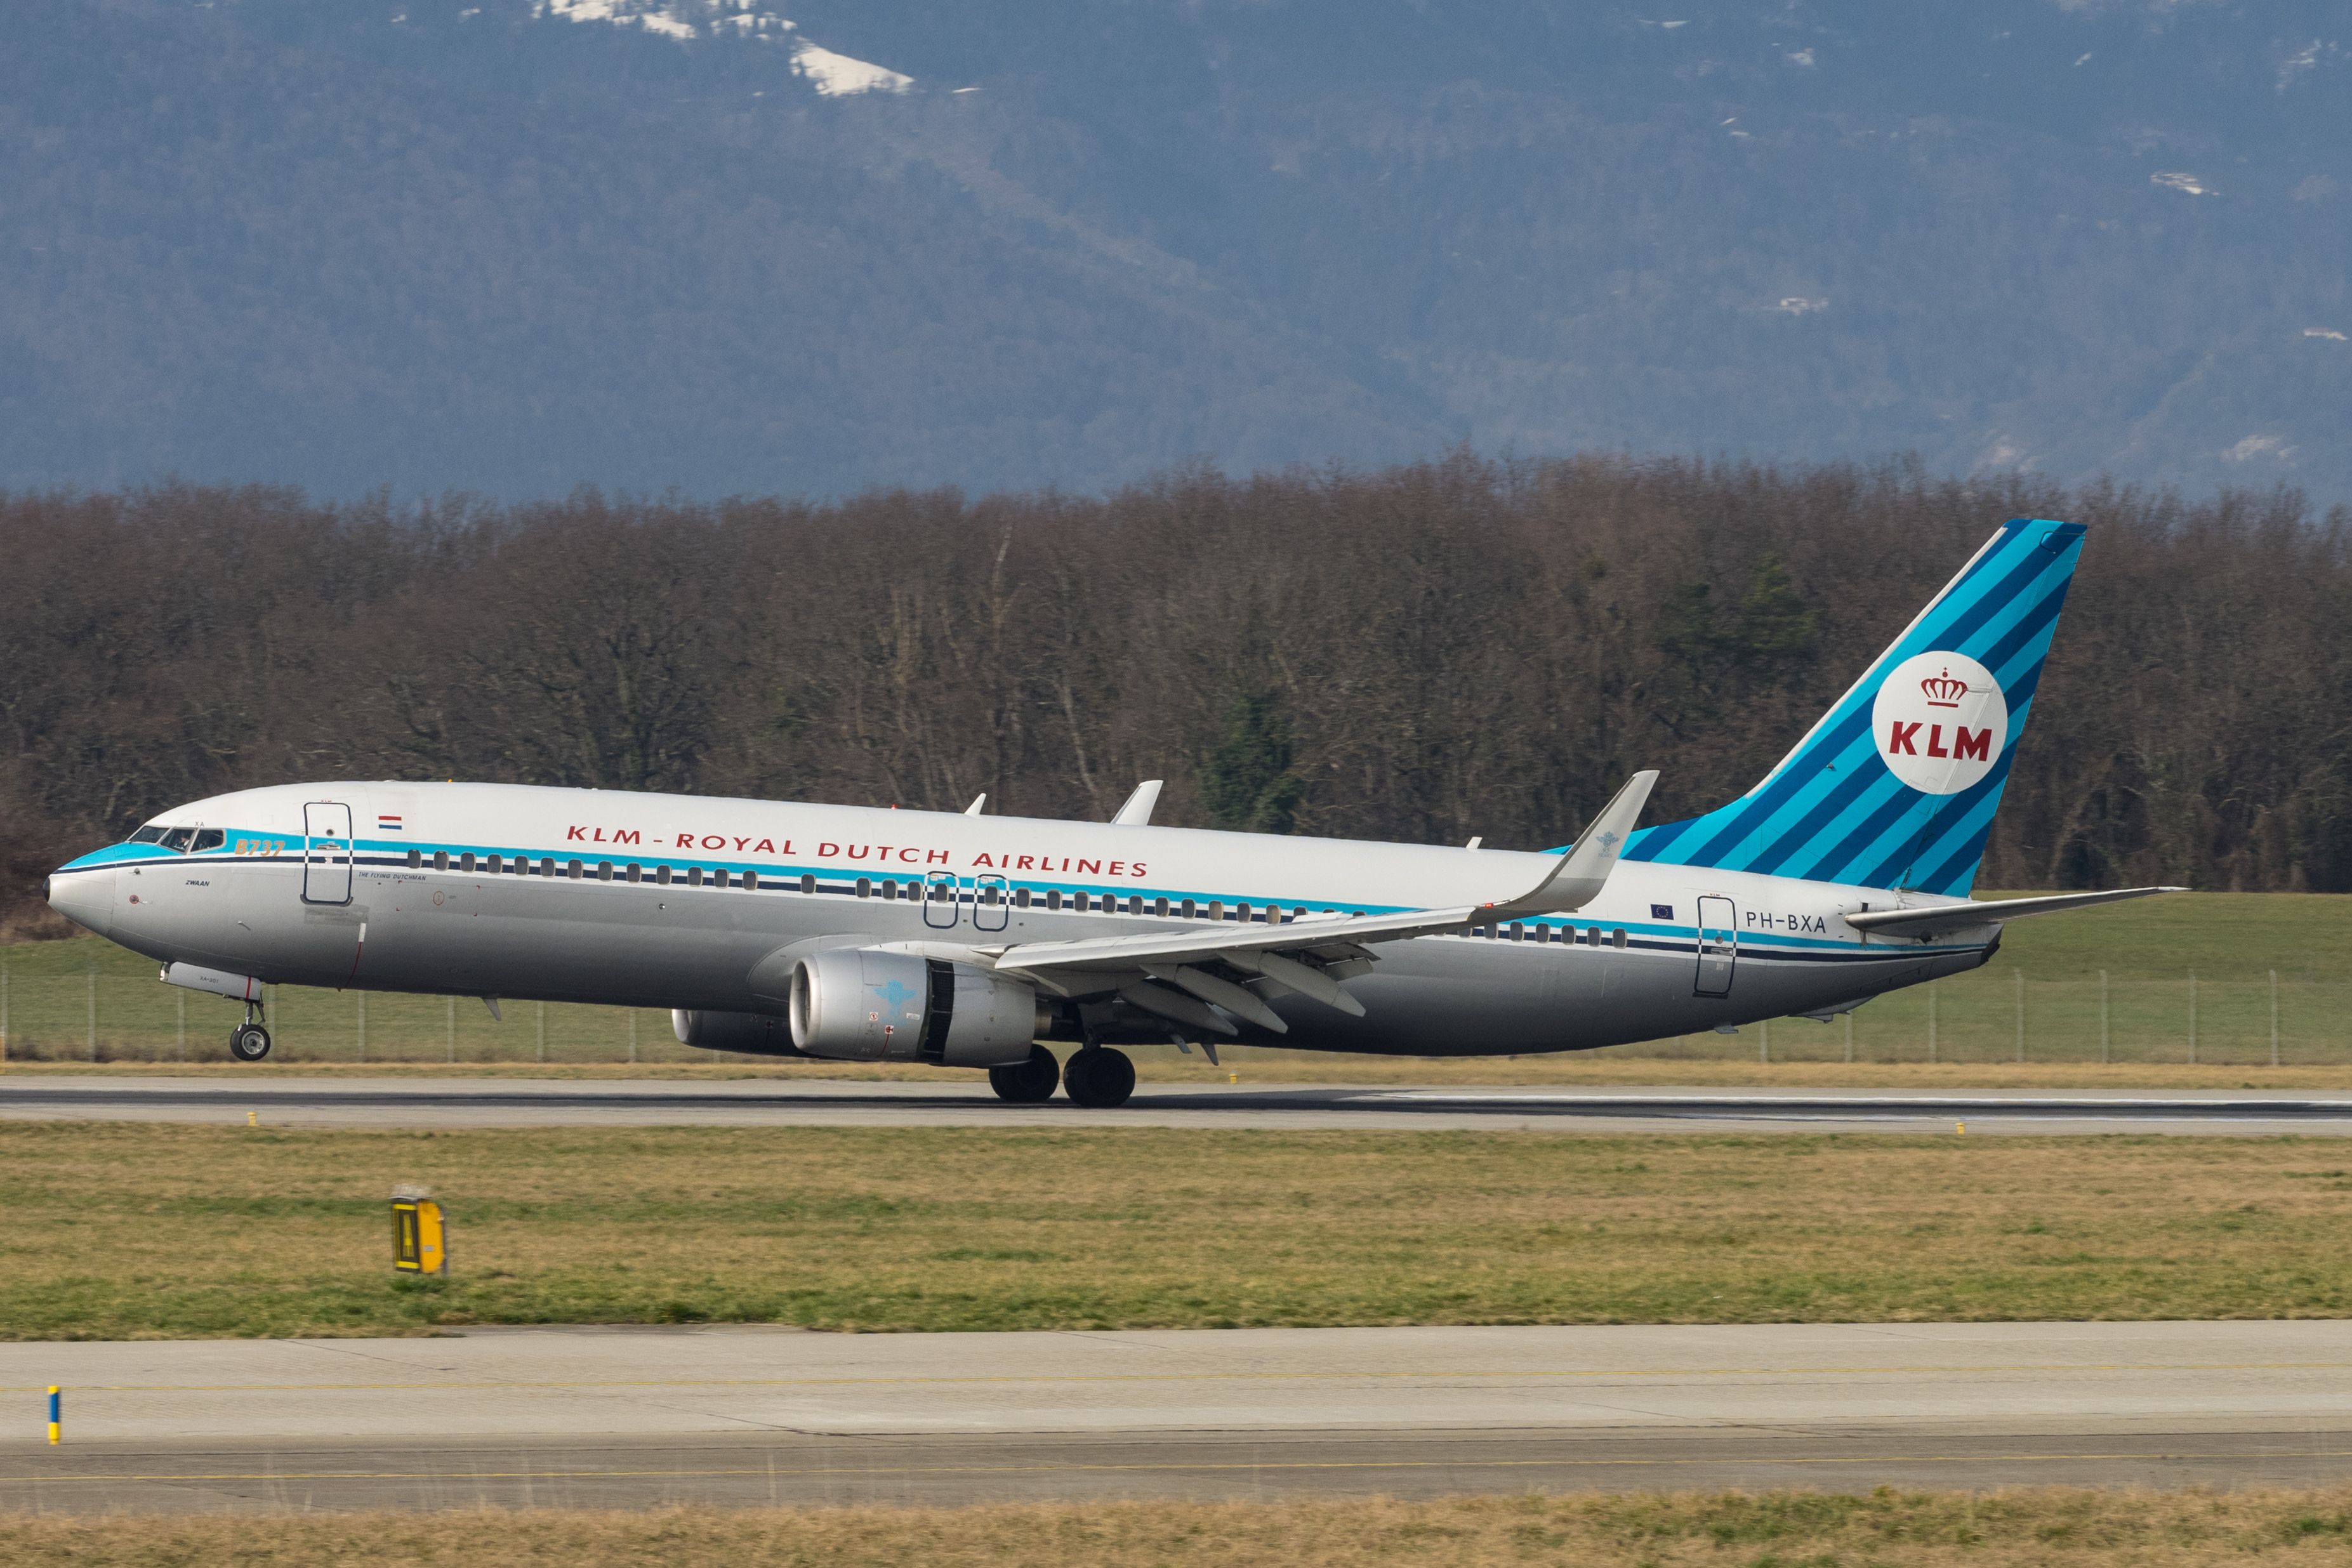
[129,827,166,845]
[158,828,196,851]
[191,829,225,852]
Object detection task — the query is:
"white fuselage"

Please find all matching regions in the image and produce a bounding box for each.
[47,780,1994,1056]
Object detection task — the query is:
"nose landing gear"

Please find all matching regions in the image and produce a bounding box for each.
[228,999,272,1062]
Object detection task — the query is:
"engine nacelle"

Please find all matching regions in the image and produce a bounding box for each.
[788,947,1041,1067]
[671,1010,806,1057]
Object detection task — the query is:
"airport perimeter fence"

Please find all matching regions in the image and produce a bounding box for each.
[1,952,2349,1067]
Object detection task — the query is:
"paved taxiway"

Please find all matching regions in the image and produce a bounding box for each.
[6,1322,2352,1512]
[9,1075,2352,1133]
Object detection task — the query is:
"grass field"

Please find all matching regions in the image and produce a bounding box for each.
[8,1123,2352,1339]
[2,892,2346,1076]
[13,1489,2352,1565]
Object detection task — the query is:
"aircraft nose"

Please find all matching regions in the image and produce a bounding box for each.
[46,866,114,938]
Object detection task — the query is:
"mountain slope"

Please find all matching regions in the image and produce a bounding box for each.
[1,0,2345,499]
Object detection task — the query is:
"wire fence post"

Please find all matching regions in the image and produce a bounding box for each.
[86,968,96,1063]
[2188,970,2198,1065]
[1842,1010,1853,1065]
[1927,982,1938,1065]
[2099,969,2110,1064]
[447,996,456,1065]
[2,958,10,1067]
[176,988,185,1062]
[2014,968,2025,1063]
[536,1001,546,1064]
[628,1009,638,1066]
[2270,970,2280,1068]
[356,991,366,1064]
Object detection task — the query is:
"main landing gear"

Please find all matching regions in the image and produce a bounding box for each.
[1061,1044,1135,1110]
[228,999,272,1062]
[988,1044,1061,1105]
[985,1043,1137,1109]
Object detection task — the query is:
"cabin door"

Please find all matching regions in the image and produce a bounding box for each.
[1693,895,1737,997]
[302,801,355,906]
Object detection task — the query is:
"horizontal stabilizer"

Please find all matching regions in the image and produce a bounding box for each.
[1844,886,2185,937]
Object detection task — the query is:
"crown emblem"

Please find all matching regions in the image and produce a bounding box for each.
[1919,667,1969,708]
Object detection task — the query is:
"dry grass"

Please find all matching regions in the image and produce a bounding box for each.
[8,1123,2352,1338]
[12,1489,2352,1564]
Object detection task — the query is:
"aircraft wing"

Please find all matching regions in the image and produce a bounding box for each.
[1842,886,2186,939]
[974,772,1657,1023]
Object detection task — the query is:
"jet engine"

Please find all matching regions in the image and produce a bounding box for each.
[671,1010,807,1057]
[788,947,1041,1067]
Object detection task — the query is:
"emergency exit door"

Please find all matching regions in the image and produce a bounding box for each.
[303,801,354,905]
[1693,895,1737,997]
[923,869,961,929]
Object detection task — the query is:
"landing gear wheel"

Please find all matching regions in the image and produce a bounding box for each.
[228,1024,272,1062]
[1062,1046,1135,1110]
[988,1044,1061,1105]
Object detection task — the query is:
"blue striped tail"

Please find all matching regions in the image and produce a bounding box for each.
[1621,518,2086,897]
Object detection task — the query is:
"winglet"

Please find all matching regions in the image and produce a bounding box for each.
[964,794,987,816]
[1490,770,1658,917]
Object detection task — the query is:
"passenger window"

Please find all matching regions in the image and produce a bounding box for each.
[1509,923,1524,941]
[192,829,225,852]
[882,880,897,900]
[540,858,555,877]
[744,871,760,891]
[625,863,641,883]
[1046,889,1062,911]
[1154,897,1168,917]
[1015,887,1032,909]
[434,850,449,872]
[567,859,583,879]
[129,826,165,844]
[1613,928,1628,949]
[597,862,613,881]
[713,868,730,889]
[685,866,701,886]
[1074,892,1090,912]
[800,873,814,894]
[1208,900,1224,921]
[856,878,871,898]
[486,855,502,874]
[461,852,476,873]
[657,865,671,885]
[408,850,422,869]
[1236,902,1252,923]
[1180,899,1196,918]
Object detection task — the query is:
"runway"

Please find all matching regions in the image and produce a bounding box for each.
[6,1321,2352,1512]
[8,1074,2352,1133]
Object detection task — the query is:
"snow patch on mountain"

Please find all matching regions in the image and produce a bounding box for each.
[791,44,913,96]
[532,0,913,93]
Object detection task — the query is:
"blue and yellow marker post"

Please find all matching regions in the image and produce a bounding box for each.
[47,1385,59,1445]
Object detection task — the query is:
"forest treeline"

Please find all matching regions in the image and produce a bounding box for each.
[3,453,2348,933]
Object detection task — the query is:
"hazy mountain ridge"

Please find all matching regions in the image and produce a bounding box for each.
[1,0,2344,499]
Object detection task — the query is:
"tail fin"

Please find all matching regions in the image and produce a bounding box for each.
[1624,518,2086,896]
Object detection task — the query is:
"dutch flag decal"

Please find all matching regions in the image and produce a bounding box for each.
[378,814,404,833]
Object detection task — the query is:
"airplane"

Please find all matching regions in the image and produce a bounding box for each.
[44,517,2176,1109]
